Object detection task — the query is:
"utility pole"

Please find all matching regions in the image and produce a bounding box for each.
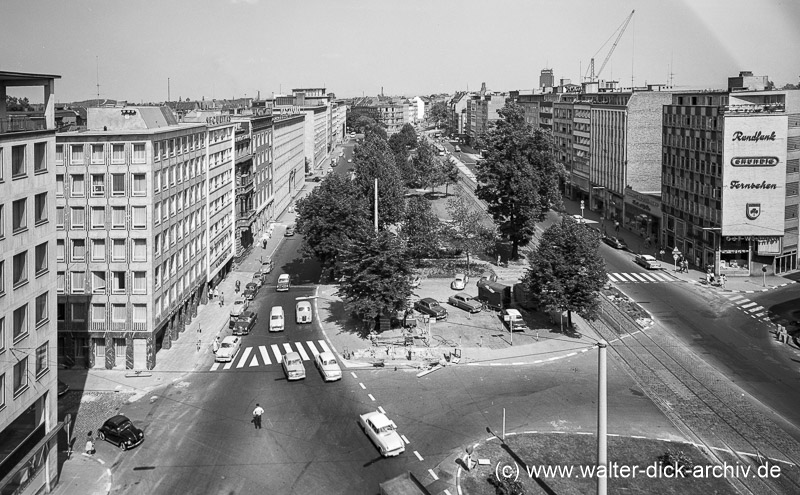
[374,178,378,232]
[597,340,608,495]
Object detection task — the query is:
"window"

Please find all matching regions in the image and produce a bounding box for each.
[35,293,48,327]
[91,174,105,195]
[132,173,146,196]
[154,203,161,225]
[56,239,65,261]
[57,303,65,322]
[35,343,48,377]
[55,174,64,197]
[0,261,4,295]
[71,272,86,293]
[0,318,4,353]
[132,143,146,163]
[132,206,146,229]
[70,144,84,164]
[92,304,106,323]
[91,143,104,164]
[91,206,105,229]
[112,271,126,293]
[34,193,47,225]
[70,207,85,229]
[112,239,125,261]
[71,303,86,322]
[112,305,126,323]
[133,238,147,261]
[56,207,64,229]
[13,358,27,395]
[57,272,64,293]
[56,144,64,164]
[13,251,27,287]
[91,238,105,261]
[12,145,26,177]
[133,271,146,293]
[111,207,126,229]
[13,304,27,341]
[114,338,126,359]
[111,173,125,196]
[71,174,85,196]
[133,304,146,324]
[71,239,85,261]
[112,144,125,163]
[34,242,48,275]
[34,142,47,173]
[92,271,106,293]
[12,198,26,232]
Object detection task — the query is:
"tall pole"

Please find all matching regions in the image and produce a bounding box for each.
[597,340,608,495]
[374,178,378,232]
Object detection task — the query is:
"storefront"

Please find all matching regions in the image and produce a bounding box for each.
[623,189,662,246]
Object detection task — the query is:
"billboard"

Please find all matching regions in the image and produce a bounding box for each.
[721,114,787,237]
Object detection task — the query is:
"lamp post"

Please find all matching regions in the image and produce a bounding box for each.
[592,186,606,233]
[672,246,681,272]
[580,200,585,223]
[702,227,722,278]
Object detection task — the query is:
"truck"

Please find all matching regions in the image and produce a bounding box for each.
[512,282,538,310]
[379,471,431,495]
[476,279,511,311]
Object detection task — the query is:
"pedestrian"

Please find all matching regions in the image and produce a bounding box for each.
[614,220,620,233]
[252,403,264,429]
[211,288,217,300]
[219,291,225,307]
[721,274,727,289]
[212,337,220,354]
[85,432,96,455]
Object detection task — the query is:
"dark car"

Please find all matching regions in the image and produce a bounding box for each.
[243,287,256,301]
[602,236,628,250]
[245,282,259,293]
[313,176,322,182]
[251,273,264,289]
[57,379,70,397]
[284,225,295,236]
[414,297,448,320]
[98,415,144,451]
[233,311,257,336]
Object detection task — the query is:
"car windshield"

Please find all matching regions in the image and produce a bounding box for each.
[117,420,134,431]
[221,343,233,349]
[287,358,301,366]
[324,359,337,366]
[271,315,280,320]
[379,425,395,433]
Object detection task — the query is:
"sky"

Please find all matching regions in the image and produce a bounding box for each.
[2,0,799,104]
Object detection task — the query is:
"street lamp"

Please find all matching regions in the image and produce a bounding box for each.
[672,246,681,272]
[702,227,722,278]
[580,200,585,223]
[592,186,606,234]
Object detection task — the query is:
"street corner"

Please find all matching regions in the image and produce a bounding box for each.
[53,453,113,495]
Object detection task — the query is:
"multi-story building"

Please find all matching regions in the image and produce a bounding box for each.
[349,96,410,135]
[250,114,274,235]
[330,101,346,148]
[0,71,60,495]
[448,92,470,138]
[465,91,506,144]
[661,74,799,275]
[272,115,306,217]
[56,107,208,370]
[275,90,331,171]
[232,119,255,257]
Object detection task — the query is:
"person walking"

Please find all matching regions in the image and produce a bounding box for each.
[720,273,727,289]
[212,288,218,300]
[85,432,96,455]
[252,403,264,429]
[614,220,620,234]
[212,337,220,354]
[219,291,225,307]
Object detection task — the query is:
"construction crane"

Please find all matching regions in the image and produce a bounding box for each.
[585,10,635,83]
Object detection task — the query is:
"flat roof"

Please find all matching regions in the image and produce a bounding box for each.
[0,70,61,82]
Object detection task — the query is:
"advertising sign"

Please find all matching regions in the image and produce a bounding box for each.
[722,114,787,236]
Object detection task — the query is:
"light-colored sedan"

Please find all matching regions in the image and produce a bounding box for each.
[282,352,306,381]
[296,301,313,324]
[634,254,662,270]
[314,351,342,382]
[448,293,482,313]
[358,411,405,457]
[451,273,468,290]
[215,336,241,363]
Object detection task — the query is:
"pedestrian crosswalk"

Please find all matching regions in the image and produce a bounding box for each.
[607,272,677,283]
[210,339,332,371]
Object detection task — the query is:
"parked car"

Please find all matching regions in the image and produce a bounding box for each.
[243,287,256,301]
[313,176,322,182]
[347,158,352,163]
[414,298,448,320]
[448,293,482,313]
[233,311,257,336]
[260,259,274,275]
[276,274,290,292]
[358,411,405,457]
[215,336,241,362]
[230,298,248,318]
[97,415,145,451]
[284,225,295,236]
[602,236,628,250]
[314,351,342,382]
[451,273,468,290]
[296,301,313,324]
[282,352,306,381]
[251,273,263,289]
[245,282,259,294]
[502,308,528,332]
[634,254,662,270]
[269,306,285,332]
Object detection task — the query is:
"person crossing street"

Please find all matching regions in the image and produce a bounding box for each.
[252,403,264,429]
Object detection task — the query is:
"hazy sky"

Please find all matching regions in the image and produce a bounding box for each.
[2,0,799,103]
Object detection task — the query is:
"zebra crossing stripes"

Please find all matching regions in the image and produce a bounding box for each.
[210,339,331,372]
[607,272,676,283]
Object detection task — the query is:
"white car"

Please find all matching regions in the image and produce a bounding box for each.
[296,301,313,324]
[230,298,248,317]
[634,254,662,270]
[269,306,285,332]
[451,273,468,290]
[314,351,342,382]
[282,352,306,381]
[215,336,241,363]
[358,411,405,457]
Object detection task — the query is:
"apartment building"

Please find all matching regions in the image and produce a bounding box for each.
[56,107,209,371]
[330,101,346,148]
[272,115,306,218]
[349,96,410,135]
[251,114,274,235]
[661,74,799,275]
[448,91,470,138]
[465,91,506,144]
[0,71,60,495]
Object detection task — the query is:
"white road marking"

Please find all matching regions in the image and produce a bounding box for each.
[237,347,252,368]
[414,451,424,461]
[653,273,673,281]
[282,343,293,354]
[728,295,744,301]
[620,273,638,282]
[306,341,320,356]
[639,273,658,282]
[351,372,358,379]
[318,340,332,353]
[223,359,233,370]
[428,469,439,480]
[607,273,621,282]
[271,344,282,363]
[378,406,386,414]
[748,306,764,313]
[401,435,410,444]
[630,273,649,282]
[295,343,310,361]
[259,346,271,365]
[210,362,220,371]
[368,394,375,401]
[249,355,259,367]
[359,382,366,390]
[740,302,757,309]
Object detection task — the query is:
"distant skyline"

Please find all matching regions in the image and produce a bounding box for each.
[2,0,799,103]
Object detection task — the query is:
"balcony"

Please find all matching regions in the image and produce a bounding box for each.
[236,174,254,195]
[1,117,48,134]
[236,209,255,228]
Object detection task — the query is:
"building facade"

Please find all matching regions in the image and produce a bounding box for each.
[272,115,306,218]
[465,92,506,144]
[0,71,60,495]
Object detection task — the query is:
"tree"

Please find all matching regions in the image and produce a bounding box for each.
[441,157,460,197]
[402,196,442,263]
[295,174,371,274]
[353,132,406,228]
[524,217,606,328]
[5,95,33,111]
[336,230,413,325]
[397,123,418,149]
[412,140,443,193]
[429,101,449,130]
[445,197,495,273]
[475,102,564,260]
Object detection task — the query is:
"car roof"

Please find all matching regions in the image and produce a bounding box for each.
[278,274,290,280]
[106,414,130,426]
[221,336,238,344]
[318,351,336,361]
[234,298,245,304]
[284,351,300,360]
[270,306,283,315]
[455,273,465,277]
[505,308,522,316]
[367,412,392,428]
[297,301,311,308]
[640,254,657,260]
[421,297,437,303]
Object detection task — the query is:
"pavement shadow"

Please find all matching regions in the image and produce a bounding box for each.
[323,298,372,339]
[499,442,556,495]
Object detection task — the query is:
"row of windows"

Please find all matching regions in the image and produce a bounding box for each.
[155,222,206,258]
[0,294,50,353]
[57,173,146,197]
[153,133,206,161]
[56,237,147,263]
[57,143,147,165]
[58,270,146,295]
[0,341,50,404]
[155,187,206,226]
[0,193,49,238]
[60,302,146,324]
[57,205,147,230]
[0,142,49,180]
[155,254,205,293]
[0,242,49,295]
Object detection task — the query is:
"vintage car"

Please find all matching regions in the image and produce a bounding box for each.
[358,411,405,457]
[314,351,342,382]
[98,415,145,451]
